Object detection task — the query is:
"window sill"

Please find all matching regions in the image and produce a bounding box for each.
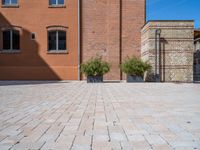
[1,4,19,8]
[47,50,68,54]
[0,50,21,54]
[48,5,66,8]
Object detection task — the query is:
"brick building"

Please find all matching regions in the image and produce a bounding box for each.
[0,0,146,80]
[0,0,79,80]
[81,0,146,80]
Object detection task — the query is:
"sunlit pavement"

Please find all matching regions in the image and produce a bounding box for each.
[0,81,200,150]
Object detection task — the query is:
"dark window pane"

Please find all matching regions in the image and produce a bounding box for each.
[49,0,56,5]
[58,0,64,5]
[3,30,11,50]
[31,33,36,40]
[2,0,10,5]
[58,31,66,50]
[12,30,20,50]
[11,0,17,4]
[48,31,57,50]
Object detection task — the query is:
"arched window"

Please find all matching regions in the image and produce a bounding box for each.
[48,30,66,51]
[2,29,20,50]
[47,26,67,51]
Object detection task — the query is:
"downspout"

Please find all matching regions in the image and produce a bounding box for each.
[78,0,81,80]
[119,0,122,80]
[155,29,161,82]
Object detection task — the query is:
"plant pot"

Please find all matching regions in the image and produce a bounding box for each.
[87,75,103,83]
[127,75,144,83]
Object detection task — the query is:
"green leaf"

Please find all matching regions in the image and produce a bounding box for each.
[81,57,110,76]
[120,56,151,77]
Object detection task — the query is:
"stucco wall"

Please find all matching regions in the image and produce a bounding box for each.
[0,0,78,80]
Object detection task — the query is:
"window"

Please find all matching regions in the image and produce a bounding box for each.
[31,33,36,40]
[2,0,18,5]
[49,0,64,6]
[2,29,20,50]
[48,30,66,51]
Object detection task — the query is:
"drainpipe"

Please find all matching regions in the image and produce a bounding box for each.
[155,29,161,82]
[78,0,81,80]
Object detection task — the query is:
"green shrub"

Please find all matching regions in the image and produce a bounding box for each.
[120,56,151,77]
[81,57,110,76]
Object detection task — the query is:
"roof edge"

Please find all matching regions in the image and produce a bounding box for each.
[142,20,194,30]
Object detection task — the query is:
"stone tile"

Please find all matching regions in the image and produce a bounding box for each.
[93,134,109,142]
[110,132,127,141]
[131,141,152,150]
[145,134,167,145]
[0,82,199,149]
[152,144,173,150]
[169,140,200,149]
[0,144,13,150]
[12,142,45,150]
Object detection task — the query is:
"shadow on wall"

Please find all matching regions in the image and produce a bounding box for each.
[194,50,200,82]
[145,38,168,82]
[160,38,168,82]
[0,13,61,81]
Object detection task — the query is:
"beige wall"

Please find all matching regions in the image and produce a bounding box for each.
[141,21,194,82]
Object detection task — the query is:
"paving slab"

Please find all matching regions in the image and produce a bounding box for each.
[0,81,199,150]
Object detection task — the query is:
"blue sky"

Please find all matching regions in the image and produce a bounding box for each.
[146,0,200,28]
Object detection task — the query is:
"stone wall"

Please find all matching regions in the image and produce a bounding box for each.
[141,21,194,82]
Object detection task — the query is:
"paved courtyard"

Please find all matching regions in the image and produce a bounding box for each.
[0,81,200,150]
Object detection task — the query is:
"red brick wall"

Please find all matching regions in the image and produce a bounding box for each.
[122,0,146,58]
[0,0,145,80]
[121,0,146,79]
[81,0,145,80]
[0,0,78,80]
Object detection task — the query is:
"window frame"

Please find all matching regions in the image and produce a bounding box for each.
[1,28,21,53]
[49,0,65,7]
[2,0,19,7]
[46,26,68,54]
[47,30,67,53]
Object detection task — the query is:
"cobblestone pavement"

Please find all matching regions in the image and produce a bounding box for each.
[0,81,200,150]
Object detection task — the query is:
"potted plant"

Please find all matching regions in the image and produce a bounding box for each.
[120,56,151,82]
[81,57,110,83]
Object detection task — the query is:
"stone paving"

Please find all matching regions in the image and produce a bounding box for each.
[0,81,200,150]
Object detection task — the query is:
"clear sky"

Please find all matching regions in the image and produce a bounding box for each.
[146,0,200,28]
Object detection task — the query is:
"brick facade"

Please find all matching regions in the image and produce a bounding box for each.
[0,0,145,80]
[0,0,78,80]
[81,0,145,80]
[141,21,194,82]
[0,2,197,82]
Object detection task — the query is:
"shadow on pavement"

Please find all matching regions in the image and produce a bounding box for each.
[0,81,69,86]
[103,80,121,83]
